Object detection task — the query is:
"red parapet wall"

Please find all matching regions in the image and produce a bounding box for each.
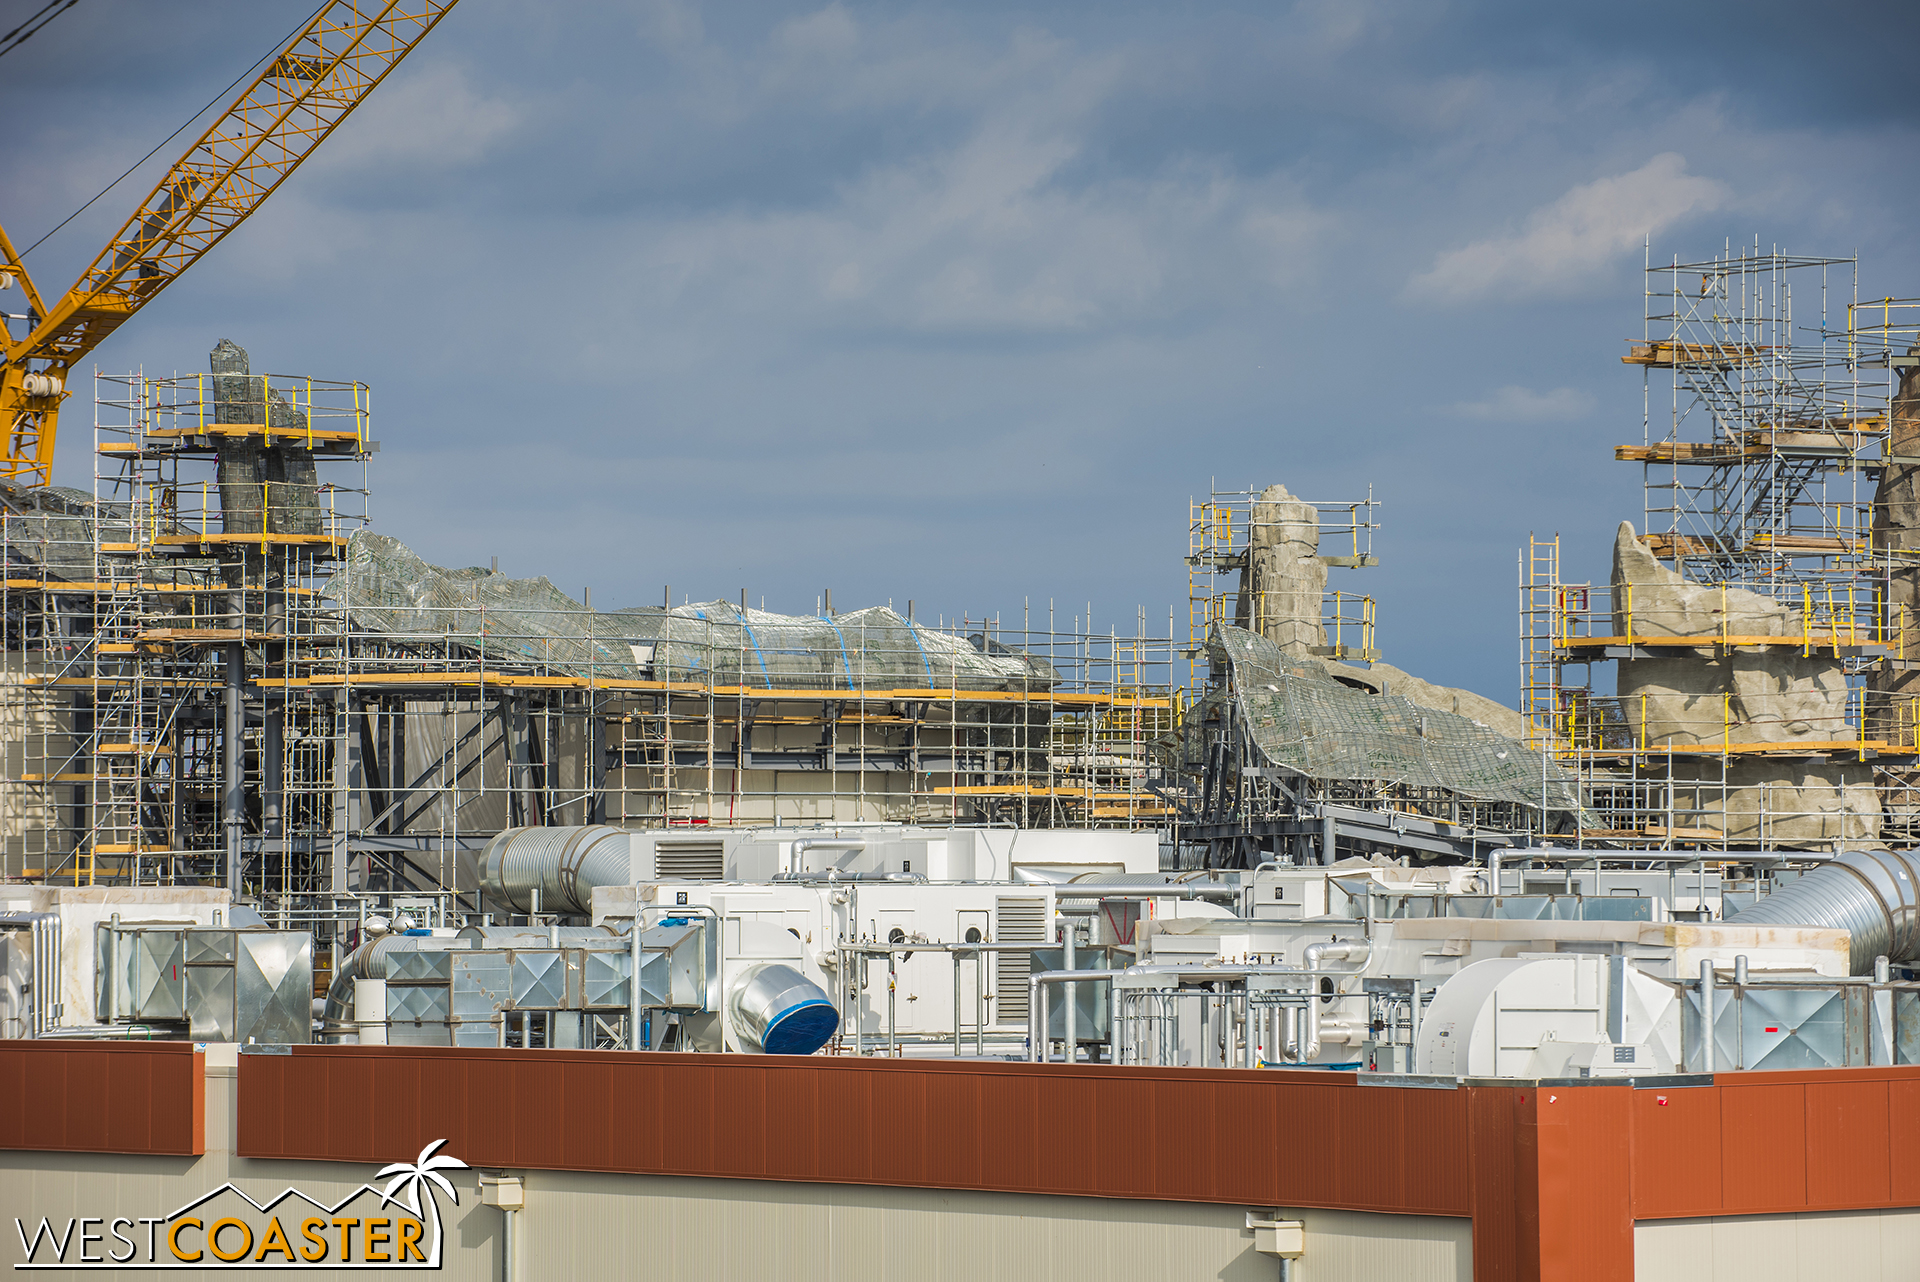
[0,1040,204,1156]
[236,1048,1475,1215]
[1630,1066,1920,1218]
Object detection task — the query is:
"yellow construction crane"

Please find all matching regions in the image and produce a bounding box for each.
[0,0,458,489]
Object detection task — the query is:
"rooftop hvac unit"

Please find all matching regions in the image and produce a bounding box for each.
[656,841,724,881]
[995,896,1047,1024]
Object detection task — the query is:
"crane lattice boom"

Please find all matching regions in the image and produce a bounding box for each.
[0,0,458,488]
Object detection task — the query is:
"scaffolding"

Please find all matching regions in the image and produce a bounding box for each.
[1522,247,1920,850]
[1185,483,1381,681]
[0,365,1183,935]
[1165,485,1579,868]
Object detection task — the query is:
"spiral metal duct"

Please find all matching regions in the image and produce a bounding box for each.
[479,825,634,915]
[1726,849,1920,974]
[729,962,837,1055]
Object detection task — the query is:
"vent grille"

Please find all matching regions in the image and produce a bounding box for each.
[994,896,1048,1024]
[655,841,724,881]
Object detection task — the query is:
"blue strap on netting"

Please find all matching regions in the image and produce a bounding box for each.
[906,620,933,681]
[823,615,856,684]
[739,608,772,688]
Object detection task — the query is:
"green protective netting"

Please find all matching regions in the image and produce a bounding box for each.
[0,483,133,579]
[332,531,1055,691]
[1216,625,1584,813]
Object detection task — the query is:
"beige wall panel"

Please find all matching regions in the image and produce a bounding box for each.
[1637,1208,1920,1282]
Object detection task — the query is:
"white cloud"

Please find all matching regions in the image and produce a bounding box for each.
[1408,153,1729,302]
[1447,385,1596,422]
[625,131,1331,335]
[314,63,519,170]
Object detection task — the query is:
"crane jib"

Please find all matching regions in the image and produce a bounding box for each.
[0,0,460,489]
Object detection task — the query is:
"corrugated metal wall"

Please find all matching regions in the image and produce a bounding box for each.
[18,1041,1920,1280]
[0,1040,202,1155]
[1631,1067,1920,1218]
[235,1049,1476,1216]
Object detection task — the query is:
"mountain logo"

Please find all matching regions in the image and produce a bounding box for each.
[14,1140,469,1270]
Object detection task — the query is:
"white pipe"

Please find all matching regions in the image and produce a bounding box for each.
[1699,959,1716,1073]
[630,919,644,1050]
[1302,940,1369,971]
[788,838,866,877]
[1063,923,1076,1063]
[1053,881,1241,902]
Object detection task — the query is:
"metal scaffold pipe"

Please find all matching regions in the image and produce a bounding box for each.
[224,642,244,896]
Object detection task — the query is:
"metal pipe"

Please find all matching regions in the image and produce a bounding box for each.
[774,872,926,883]
[952,950,963,1056]
[630,917,644,1050]
[1030,975,1047,1062]
[1063,923,1077,1063]
[976,947,986,1057]
[1051,881,1241,902]
[223,642,244,897]
[1302,941,1370,972]
[263,700,283,838]
[104,913,120,1024]
[1699,959,1717,1073]
[1874,954,1894,1066]
[787,838,866,878]
[1241,993,1255,1069]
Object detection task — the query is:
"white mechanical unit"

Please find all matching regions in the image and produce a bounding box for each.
[624,825,1159,884]
[1413,954,1675,1077]
[1137,913,1849,1075]
[1245,861,1491,921]
[595,880,1060,1049]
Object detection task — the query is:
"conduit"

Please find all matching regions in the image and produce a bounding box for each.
[1726,849,1920,974]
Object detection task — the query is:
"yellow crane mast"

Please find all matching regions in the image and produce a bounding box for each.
[0,0,458,488]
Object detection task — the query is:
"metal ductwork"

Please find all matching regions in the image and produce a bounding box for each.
[1726,850,1920,974]
[321,933,447,1030]
[479,825,634,916]
[728,962,837,1055]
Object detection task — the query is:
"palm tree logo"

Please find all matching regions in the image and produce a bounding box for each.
[376,1139,469,1267]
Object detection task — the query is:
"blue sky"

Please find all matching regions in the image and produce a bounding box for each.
[6,1,1918,704]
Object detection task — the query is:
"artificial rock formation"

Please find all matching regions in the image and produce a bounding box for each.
[1237,482,1325,657]
[1312,658,1530,744]
[1233,480,1529,742]
[1612,522,1851,744]
[1871,350,1920,839]
[1611,521,1879,847]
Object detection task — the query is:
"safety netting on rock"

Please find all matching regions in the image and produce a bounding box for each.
[332,531,1055,691]
[1215,625,1584,813]
[0,483,134,579]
